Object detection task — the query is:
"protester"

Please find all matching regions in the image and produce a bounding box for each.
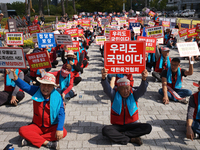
[32,15,39,25]
[101,68,152,145]
[62,50,82,86]
[159,57,194,104]
[152,46,171,82]
[186,81,200,140]
[49,64,76,101]
[0,69,25,106]
[26,14,31,26]
[153,13,160,26]
[11,70,67,149]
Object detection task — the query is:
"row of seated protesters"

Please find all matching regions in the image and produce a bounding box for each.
[0,33,91,107]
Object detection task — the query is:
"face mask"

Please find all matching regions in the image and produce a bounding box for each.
[68,57,73,61]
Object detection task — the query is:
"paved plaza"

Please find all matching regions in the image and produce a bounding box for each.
[0,43,200,150]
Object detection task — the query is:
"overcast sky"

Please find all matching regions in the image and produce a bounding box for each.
[2,0,25,4]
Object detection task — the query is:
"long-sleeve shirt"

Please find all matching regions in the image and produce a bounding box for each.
[15,78,65,131]
[101,78,148,102]
[187,95,195,120]
[1,69,24,96]
[49,71,74,95]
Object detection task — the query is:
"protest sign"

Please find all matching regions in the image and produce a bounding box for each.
[96,36,106,45]
[81,19,91,26]
[133,27,141,34]
[54,34,72,45]
[64,28,78,37]
[0,47,26,69]
[6,32,24,45]
[196,24,200,33]
[118,19,126,26]
[157,38,164,44]
[37,33,56,48]
[128,18,137,23]
[111,25,120,30]
[56,22,67,30]
[171,28,179,35]
[111,22,117,25]
[146,26,164,38]
[196,33,200,40]
[104,41,145,74]
[148,21,155,27]
[28,24,40,35]
[91,21,97,26]
[104,27,117,39]
[177,42,200,57]
[137,36,157,53]
[129,22,140,30]
[26,51,51,70]
[7,19,17,32]
[101,18,109,25]
[66,41,79,52]
[162,21,170,28]
[187,28,198,38]
[148,11,155,17]
[110,30,131,41]
[78,29,84,37]
[178,28,188,37]
[32,33,38,43]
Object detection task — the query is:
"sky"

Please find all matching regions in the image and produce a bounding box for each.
[1,0,25,4]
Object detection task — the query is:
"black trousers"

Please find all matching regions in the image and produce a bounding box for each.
[152,71,162,82]
[74,77,82,86]
[102,123,152,145]
[0,91,25,106]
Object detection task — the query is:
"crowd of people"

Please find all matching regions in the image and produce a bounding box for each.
[0,11,200,149]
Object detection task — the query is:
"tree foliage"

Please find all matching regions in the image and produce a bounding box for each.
[150,0,168,11]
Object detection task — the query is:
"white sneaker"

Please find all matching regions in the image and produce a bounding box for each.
[179,98,188,104]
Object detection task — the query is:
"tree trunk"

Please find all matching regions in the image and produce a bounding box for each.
[73,0,76,13]
[61,0,65,15]
[27,0,31,15]
[25,0,28,14]
[39,0,43,16]
[66,0,68,12]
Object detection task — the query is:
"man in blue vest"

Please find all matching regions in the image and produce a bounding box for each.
[101,68,152,145]
[159,57,194,104]
[186,81,200,140]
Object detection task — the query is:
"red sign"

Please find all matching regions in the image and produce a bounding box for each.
[104,41,145,74]
[66,41,79,52]
[81,19,90,27]
[137,36,157,53]
[148,11,155,17]
[64,28,78,37]
[162,21,170,27]
[196,24,200,33]
[196,33,200,40]
[179,29,188,37]
[26,51,51,70]
[28,25,40,35]
[78,29,84,37]
[110,30,131,41]
[128,18,137,23]
[187,28,198,38]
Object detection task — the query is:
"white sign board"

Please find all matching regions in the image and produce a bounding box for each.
[0,47,27,69]
[54,34,73,45]
[177,42,200,57]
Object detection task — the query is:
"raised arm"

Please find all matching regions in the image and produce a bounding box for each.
[133,69,148,101]
[100,68,115,102]
[11,69,39,96]
[184,56,194,76]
